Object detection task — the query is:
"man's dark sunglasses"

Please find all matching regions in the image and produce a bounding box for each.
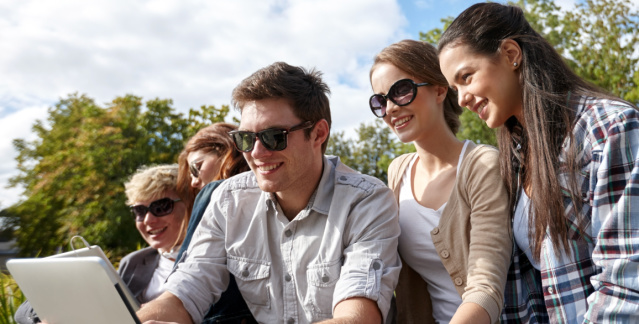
[228,121,315,153]
[369,78,430,118]
[129,197,181,222]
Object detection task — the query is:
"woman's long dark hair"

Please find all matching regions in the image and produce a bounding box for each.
[438,3,607,260]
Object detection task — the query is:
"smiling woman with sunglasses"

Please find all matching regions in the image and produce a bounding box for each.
[14,165,188,324]
[175,122,254,324]
[370,40,511,324]
[177,122,250,218]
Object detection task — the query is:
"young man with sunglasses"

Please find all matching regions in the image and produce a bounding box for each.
[138,62,401,324]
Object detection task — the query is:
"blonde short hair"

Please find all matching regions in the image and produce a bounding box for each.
[125,164,179,205]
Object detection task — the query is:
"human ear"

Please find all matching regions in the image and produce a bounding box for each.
[500,39,522,69]
[435,85,448,104]
[312,119,330,148]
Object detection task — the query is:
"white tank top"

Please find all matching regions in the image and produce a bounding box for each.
[397,140,469,324]
[513,191,541,270]
[141,253,174,302]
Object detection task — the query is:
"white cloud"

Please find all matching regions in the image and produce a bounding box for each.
[0,104,48,208]
[0,0,407,206]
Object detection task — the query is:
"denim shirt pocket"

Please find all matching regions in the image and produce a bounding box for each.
[227,256,271,308]
[305,259,342,318]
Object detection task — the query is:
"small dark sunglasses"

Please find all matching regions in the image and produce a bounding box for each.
[189,159,203,178]
[228,120,315,153]
[129,197,181,222]
[369,78,430,118]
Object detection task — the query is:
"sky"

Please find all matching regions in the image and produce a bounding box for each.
[0,0,632,208]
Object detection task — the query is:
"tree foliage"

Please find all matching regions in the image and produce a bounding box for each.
[326,120,414,184]
[7,93,228,258]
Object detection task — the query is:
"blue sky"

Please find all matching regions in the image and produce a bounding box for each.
[399,0,483,39]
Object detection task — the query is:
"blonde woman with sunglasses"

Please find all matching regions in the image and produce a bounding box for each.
[369,40,511,324]
[16,165,188,324]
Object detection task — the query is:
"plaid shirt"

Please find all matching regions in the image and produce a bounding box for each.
[502,96,639,323]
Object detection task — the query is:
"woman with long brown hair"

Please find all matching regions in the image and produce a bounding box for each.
[175,122,253,324]
[177,122,250,219]
[370,39,511,324]
[439,3,639,322]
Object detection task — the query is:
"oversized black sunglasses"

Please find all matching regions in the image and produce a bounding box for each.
[228,120,315,153]
[129,197,181,222]
[369,78,430,118]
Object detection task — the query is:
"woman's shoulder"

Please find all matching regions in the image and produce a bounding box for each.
[575,96,639,129]
[463,143,500,166]
[120,246,157,265]
[458,143,502,186]
[387,153,416,186]
[573,95,639,149]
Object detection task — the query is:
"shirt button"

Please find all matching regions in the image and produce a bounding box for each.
[241,269,249,277]
[285,229,292,237]
[339,176,347,181]
[432,227,440,235]
[287,318,295,324]
[454,277,463,286]
[440,250,450,258]
[372,262,381,270]
[322,274,329,283]
[548,287,554,294]
[285,274,291,282]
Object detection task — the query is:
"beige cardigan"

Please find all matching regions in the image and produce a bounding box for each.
[388,142,511,324]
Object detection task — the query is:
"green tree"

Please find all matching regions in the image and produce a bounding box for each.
[8,93,228,258]
[326,120,414,183]
[556,0,639,105]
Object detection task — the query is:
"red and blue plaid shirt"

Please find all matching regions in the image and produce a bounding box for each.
[502,96,639,323]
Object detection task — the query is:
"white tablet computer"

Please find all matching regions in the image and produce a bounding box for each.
[47,242,140,311]
[7,256,142,324]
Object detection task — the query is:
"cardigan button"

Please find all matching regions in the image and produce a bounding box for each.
[432,227,440,235]
[440,250,450,258]
[454,277,463,286]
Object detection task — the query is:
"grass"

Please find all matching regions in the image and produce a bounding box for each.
[0,273,25,324]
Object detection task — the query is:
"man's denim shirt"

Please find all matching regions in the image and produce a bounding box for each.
[166,155,401,324]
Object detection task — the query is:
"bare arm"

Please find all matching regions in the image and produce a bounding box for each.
[449,302,490,324]
[137,291,193,324]
[315,297,381,324]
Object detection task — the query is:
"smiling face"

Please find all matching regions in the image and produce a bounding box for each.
[187,150,222,189]
[370,62,448,143]
[239,98,325,200]
[133,189,185,253]
[439,43,524,128]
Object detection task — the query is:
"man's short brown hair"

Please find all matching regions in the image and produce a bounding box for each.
[231,62,332,153]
